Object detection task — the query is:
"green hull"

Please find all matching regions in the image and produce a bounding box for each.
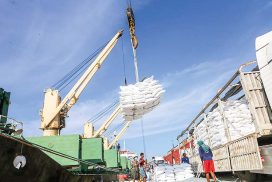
[27,135,81,166]
[0,133,117,182]
[104,149,120,168]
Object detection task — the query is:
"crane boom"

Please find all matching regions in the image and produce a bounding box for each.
[93,105,121,137]
[40,30,124,136]
[105,120,132,150]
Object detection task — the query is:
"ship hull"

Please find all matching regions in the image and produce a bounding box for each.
[0,133,117,182]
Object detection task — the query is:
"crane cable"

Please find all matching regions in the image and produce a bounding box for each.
[87,100,119,124]
[51,41,109,91]
[103,121,125,138]
[126,1,147,157]
[58,42,107,91]
[121,36,128,85]
[140,118,147,157]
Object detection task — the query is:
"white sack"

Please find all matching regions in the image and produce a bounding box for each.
[119,76,165,121]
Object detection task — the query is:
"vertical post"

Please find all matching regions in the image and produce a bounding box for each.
[187,130,192,157]
[217,99,234,172]
[177,138,181,164]
[203,112,211,147]
[171,140,174,165]
[193,121,196,156]
[218,99,231,142]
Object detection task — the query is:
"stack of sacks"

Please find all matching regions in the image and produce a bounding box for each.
[222,99,255,141]
[174,164,194,181]
[193,118,209,154]
[119,76,165,121]
[195,99,255,149]
[154,165,175,182]
[153,164,194,182]
[207,108,228,148]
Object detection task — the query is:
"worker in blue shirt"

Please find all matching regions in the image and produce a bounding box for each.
[197,140,217,182]
[181,153,190,164]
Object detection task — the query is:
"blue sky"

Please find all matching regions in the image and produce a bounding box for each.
[1,0,272,158]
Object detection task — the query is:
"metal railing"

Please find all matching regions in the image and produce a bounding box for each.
[0,115,23,135]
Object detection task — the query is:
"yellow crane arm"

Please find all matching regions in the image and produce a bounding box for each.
[42,30,124,129]
[93,105,121,137]
[105,120,132,150]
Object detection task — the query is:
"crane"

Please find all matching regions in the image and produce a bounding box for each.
[83,105,121,138]
[82,103,129,150]
[40,30,123,136]
[80,3,141,147]
[105,120,132,150]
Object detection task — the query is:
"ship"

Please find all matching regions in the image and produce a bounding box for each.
[0,3,160,182]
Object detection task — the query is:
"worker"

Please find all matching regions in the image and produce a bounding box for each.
[131,156,139,182]
[181,153,190,164]
[117,143,121,151]
[139,153,147,182]
[197,140,217,182]
[149,157,155,171]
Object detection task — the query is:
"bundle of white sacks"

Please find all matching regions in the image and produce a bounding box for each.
[222,99,255,141]
[119,76,165,121]
[153,164,194,182]
[207,108,228,148]
[193,118,210,154]
[194,99,256,148]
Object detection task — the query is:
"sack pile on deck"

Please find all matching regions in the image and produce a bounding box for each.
[153,164,194,182]
[119,76,165,121]
[193,99,255,148]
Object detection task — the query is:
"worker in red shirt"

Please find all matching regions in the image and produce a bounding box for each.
[139,153,147,182]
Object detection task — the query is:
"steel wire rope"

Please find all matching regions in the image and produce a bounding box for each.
[103,123,123,138]
[88,100,119,124]
[58,45,106,91]
[52,42,108,89]
[121,36,128,85]
[89,35,127,125]
[103,121,126,138]
[51,41,109,90]
[53,51,98,89]
[91,106,116,124]
[126,0,147,157]
[141,118,147,158]
[58,36,120,92]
